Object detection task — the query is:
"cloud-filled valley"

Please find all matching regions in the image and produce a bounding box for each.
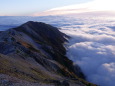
[60,16,115,86]
[0,15,115,86]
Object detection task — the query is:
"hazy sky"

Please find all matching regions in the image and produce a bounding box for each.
[0,0,92,16]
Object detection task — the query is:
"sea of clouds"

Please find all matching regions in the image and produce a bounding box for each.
[0,15,115,86]
[60,16,115,86]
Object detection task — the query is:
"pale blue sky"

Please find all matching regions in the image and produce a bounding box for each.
[0,0,93,16]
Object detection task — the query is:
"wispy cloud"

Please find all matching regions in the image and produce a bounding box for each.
[33,0,115,16]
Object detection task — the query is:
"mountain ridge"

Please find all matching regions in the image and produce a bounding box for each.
[0,21,96,86]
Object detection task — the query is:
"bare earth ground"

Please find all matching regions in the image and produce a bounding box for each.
[0,74,83,86]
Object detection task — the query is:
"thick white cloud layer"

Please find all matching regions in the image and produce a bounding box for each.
[60,16,115,86]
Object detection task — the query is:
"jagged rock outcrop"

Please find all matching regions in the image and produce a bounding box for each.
[0,21,97,86]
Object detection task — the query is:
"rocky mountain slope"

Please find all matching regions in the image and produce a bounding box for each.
[0,21,96,86]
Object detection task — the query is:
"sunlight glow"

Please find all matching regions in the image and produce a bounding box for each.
[33,0,115,16]
[91,0,115,11]
[50,0,115,11]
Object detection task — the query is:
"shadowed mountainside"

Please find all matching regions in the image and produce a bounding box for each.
[0,21,97,86]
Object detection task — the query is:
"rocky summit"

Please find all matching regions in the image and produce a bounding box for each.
[0,21,96,86]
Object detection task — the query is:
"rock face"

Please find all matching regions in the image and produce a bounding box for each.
[0,21,96,86]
